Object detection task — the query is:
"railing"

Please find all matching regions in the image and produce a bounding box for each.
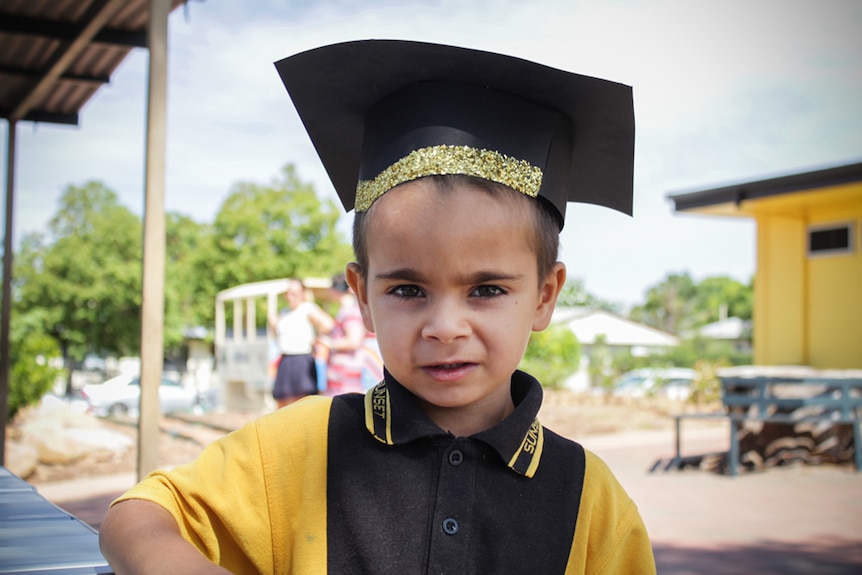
[660,366,862,477]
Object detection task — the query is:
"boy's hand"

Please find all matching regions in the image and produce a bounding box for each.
[100,499,233,575]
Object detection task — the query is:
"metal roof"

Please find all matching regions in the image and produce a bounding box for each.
[0,0,188,126]
[668,161,862,213]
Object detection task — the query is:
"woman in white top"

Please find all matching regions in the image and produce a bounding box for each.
[267,279,334,408]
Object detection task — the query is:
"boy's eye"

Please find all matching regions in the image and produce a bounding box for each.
[471,285,506,298]
[391,285,424,298]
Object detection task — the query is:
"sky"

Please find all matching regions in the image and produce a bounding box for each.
[2,0,861,310]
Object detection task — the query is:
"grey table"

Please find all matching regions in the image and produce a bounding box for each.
[0,466,113,574]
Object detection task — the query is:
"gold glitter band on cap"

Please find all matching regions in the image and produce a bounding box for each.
[355,145,543,212]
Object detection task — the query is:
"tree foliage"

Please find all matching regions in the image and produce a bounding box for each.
[211,164,350,281]
[651,336,752,368]
[164,212,209,351]
[186,164,353,328]
[12,165,354,379]
[14,181,143,370]
[557,278,621,313]
[693,275,753,325]
[519,324,581,389]
[629,272,752,335]
[7,309,62,419]
[629,272,697,335]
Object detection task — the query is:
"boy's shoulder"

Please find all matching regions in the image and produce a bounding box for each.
[260,394,333,435]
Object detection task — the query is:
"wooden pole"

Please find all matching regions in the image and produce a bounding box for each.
[0,119,17,466]
[138,0,169,481]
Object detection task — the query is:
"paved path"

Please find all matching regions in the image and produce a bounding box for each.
[42,425,862,574]
[581,426,862,574]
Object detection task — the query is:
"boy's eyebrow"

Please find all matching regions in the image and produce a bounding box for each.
[375,268,524,284]
[375,268,427,283]
[463,271,525,284]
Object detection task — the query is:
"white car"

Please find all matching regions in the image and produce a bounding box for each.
[82,374,200,417]
[613,368,697,401]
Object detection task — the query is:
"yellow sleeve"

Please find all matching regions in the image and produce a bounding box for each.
[566,450,656,575]
[112,396,331,575]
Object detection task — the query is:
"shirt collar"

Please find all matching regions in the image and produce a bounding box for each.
[363,369,545,478]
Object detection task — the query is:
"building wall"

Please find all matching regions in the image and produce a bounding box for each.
[754,196,862,369]
[755,216,806,365]
[805,203,862,368]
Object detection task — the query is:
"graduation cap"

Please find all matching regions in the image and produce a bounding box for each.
[274,40,634,228]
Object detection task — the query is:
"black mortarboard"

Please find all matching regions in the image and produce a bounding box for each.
[274,40,634,228]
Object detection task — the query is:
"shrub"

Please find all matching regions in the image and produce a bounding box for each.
[8,320,62,419]
[688,359,727,405]
[519,325,581,390]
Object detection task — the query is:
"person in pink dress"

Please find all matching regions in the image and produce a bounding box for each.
[318,274,366,395]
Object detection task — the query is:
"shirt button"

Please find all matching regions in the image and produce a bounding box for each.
[448,449,464,466]
[442,517,459,535]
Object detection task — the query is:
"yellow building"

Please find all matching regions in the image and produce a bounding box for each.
[669,162,862,369]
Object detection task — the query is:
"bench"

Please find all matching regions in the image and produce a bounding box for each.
[0,466,114,573]
[666,367,862,476]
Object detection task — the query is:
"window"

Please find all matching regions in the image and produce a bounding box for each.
[807,222,854,256]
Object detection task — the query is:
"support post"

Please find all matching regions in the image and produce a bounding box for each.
[138,0,169,481]
[0,119,16,466]
[729,418,739,477]
[854,408,861,473]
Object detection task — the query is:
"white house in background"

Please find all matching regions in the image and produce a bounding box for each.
[550,307,680,392]
[694,316,752,354]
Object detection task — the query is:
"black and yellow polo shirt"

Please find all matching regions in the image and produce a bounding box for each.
[115,371,655,574]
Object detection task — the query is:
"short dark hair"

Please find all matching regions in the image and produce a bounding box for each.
[352,175,560,280]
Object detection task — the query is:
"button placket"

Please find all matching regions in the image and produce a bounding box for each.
[443,449,464,537]
[427,440,476,572]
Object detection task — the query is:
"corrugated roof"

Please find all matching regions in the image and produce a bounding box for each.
[667,161,862,213]
[0,0,188,125]
[552,306,680,348]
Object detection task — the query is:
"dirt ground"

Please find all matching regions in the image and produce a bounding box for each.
[20,391,721,487]
[539,390,719,437]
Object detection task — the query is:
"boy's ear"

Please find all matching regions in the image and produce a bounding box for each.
[345,262,375,332]
[532,262,566,332]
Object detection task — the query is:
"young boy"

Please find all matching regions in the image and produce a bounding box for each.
[99,40,656,574]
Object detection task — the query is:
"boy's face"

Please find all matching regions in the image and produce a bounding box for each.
[347,179,565,433]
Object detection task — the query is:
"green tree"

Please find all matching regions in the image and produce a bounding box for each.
[7,309,63,419]
[652,335,752,368]
[519,324,581,389]
[164,212,211,352]
[556,278,621,313]
[629,272,698,335]
[14,182,143,393]
[629,272,753,337]
[11,166,353,402]
[193,164,353,327]
[586,333,616,397]
[688,359,727,405]
[691,275,753,325]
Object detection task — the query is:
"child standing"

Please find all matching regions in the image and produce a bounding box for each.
[100,40,655,574]
[318,274,367,395]
[268,279,334,408]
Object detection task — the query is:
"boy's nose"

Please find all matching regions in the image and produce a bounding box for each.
[421,299,470,344]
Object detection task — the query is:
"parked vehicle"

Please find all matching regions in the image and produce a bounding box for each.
[81,374,201,417]
[613,367,697,401]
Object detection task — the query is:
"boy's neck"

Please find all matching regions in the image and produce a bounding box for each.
[418,394,516,437]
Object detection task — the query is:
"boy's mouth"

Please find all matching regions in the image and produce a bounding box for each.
[423,362,476,381]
